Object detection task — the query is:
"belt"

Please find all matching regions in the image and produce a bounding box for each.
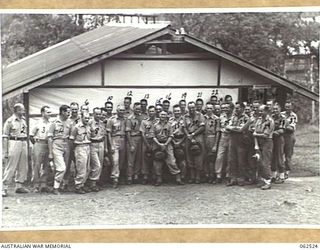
[9,136,27,141]
[53,138,69,142]
[174,134,184,139]
[131,134,141,137]
[112,135,125,138]
[75,143,91,147]
[35,139,48,143]
[91,138,104,143]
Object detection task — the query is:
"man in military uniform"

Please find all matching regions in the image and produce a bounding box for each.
[169,105,187,181]
[69,112,91,194]
[281,101,298,179]
[140,105,158,184]
[162,100,173,118]
[213,104,221,117]
[63,102,80,192]
[48,105,71,195]
[253,105,275,190]
[140,99,149,120]
[106,105,127,188]
[104,101,114,119]
[225,102,253,186]
[126,103,144,184]
[2,103,29,197]
[195,98,205,115]
[244,104,252,117]
[271,103,286,183]
[179,99,188,116]
[124,96,133,118]
[183,101,205,184]
[203,103,220,183]
[224,95,235,113]
[153,111,184,186]
[100,102,114,186]
[88,107,105,191]
[215,103,232,183]
[210,95,219,106]
[155,103,163,118]
[30,105,52,193]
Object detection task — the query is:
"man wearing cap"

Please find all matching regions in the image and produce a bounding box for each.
[183,101,205,184]
[48,105,71,195]
[106,105,127,188]
[203,102,220,183]
[2,103,29,197]
[281,101,298,179]
[140,105,158,184]
[69,112,91,194]
[87,107,105,191]
[30,105,52,193]
[253,105,275,190]
[169,105,187,181]
[153,111,184,186]
[126,103,144,184]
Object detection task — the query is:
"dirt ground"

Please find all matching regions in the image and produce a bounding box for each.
[1,176,320,227]
[1,124,319,228]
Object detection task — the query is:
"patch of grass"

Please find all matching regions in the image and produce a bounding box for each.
[292,124,319,176]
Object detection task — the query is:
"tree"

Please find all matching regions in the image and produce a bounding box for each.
[1,14,85,66]
[161,12,319,74]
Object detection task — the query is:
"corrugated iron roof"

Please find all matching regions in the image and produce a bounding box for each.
[3,23,170,95]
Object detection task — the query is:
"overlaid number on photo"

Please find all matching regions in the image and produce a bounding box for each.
[1,11,319,229]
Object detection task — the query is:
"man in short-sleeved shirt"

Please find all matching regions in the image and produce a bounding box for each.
[253,105,275,190]
[48,105,71,195]
[30,105,52,192]
[2,103,29,197]
[183,101,205,183]
[281,101,298,178]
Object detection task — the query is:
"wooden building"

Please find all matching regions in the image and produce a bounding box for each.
[3,23,319,125]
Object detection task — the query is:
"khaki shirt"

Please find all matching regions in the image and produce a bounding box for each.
[30,118,51,140]
[169,116,185,140]
[154,121,173,142]
[70,122,91,144]
[3,114,27,138]
[47,116,71,140]
[219,113,232,133]
[124,108,133,118]
[272,113,286,132]
[89,118,106,140]
[254,115,275,139]
[106,115,126,137]
[183,111,205,133]
[125,114,144,136]
[228,113,249,133]
[281,111,298,132]
[204,114,220,136]
[140,118,157,139]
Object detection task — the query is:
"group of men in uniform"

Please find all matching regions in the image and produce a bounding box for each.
[2,94,297,197]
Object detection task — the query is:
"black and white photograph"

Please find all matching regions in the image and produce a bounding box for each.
[1,9,319,229]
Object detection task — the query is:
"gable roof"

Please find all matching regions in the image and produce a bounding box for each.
[2,23,319,102]
[3,23,171,98]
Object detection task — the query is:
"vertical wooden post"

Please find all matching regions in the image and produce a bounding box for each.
[23,91,32,183]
